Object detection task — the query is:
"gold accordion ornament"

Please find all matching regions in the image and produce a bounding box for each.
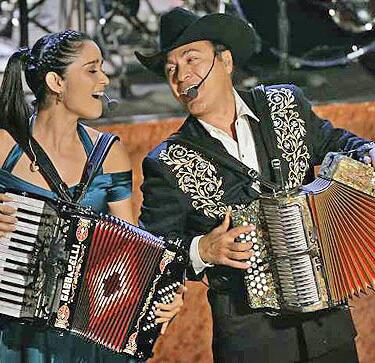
[232,153,375,313]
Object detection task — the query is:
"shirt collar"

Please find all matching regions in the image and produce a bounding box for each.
[197,88,260,136]
[233,89,260,122]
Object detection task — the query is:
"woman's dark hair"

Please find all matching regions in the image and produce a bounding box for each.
[0,29,91,146]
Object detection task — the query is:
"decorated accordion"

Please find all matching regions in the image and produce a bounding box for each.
[0,191,186,359]
[232,153,375,314]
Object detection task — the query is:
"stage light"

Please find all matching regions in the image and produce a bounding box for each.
[328,9,336,17]
[11,17,19,27]
[365,23,373,31]
[352,45,358,52]
[99,18,106,26]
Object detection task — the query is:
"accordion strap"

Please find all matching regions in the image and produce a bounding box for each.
[18,129,119,203]
[73,132,119,203]
[25,136,73,201]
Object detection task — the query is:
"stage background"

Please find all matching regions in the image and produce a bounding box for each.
[96,101,375,363]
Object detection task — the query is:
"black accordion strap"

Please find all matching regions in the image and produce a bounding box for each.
[251,85,285,188]
[73,132,119,203]
[26,136,73,201]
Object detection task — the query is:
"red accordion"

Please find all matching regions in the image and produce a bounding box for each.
[0,191,186,359]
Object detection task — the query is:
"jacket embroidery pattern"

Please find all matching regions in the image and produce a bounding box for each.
[159,144,227,218]
[266,87,310,188]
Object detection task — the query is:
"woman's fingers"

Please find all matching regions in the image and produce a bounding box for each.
[154,285,187,335]
[0,194,13,203]
[160,321,169,335]
[0,203,17,217]
[155,307,181,319]
[0,194,17,234]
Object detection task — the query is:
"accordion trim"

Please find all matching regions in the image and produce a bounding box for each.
[266,87,310,188]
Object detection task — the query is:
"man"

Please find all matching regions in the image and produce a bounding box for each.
[135,7,375,363]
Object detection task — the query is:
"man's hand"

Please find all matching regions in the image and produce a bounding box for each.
[155,285,187,335]
[0,194,17,237]
[198,209,255,269]
[369,147,375,167]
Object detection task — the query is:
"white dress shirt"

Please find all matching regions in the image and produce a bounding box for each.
[189,90,261,274]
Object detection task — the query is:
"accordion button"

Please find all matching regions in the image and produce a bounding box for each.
[247,268,252,273]
[252,237,258,243]
[255,251,261,257]
[258,290,264,296]
[263,286,269,292]
[252,263,258,268]
[250,231,256,237]
[250,256,256,262]
[239,233,245,239]
[253,270,259,276]
[252,288,258,294]
[242,221,249,226]
[260,272,266,278]
[255,276,260,282]
[253,244,259,250]
[261,278,267,284]
[250,281,256,287]
[257,284,263,289]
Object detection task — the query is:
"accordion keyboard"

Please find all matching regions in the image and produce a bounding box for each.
[0,192,57,319]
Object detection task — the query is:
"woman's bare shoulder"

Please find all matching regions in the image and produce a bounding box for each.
[103,140,132,173]
[0,129,17,166]
[81,125,131,173]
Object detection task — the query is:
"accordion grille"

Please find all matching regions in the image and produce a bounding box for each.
[311,181,375,303]
[70,218,165,352]
[262,201,320,307]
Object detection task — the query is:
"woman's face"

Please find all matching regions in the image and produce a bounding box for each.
[58,40,110,119]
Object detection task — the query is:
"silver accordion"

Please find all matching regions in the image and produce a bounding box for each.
[232,153,375,313]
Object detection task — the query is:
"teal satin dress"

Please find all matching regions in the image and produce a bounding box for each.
[0,125,138,362]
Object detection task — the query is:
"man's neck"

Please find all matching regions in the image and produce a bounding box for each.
[194,90,237,138]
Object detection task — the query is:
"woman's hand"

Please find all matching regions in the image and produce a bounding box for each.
[0,194,17,236]
[155,285,187,335]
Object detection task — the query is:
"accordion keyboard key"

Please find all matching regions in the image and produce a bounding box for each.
[0,244,34,265]
[0,237,35,253]
[0,268,32,286]
[5,193,45,209]
[0,301,25,317]
[0,290,25,304]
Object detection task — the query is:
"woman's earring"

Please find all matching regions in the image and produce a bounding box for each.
[56,92,63,104]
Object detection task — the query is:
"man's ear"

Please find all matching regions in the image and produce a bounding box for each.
[222,50,233,74]
[45,71,64,94]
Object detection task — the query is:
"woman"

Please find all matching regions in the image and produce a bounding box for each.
[0,30,183,362]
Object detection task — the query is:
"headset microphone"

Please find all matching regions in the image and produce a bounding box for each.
[182,54,216,100]
[103,93,120,111]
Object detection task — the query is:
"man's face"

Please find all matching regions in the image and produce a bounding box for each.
[165,40,233,118]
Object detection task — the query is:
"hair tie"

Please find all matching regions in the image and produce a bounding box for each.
[18,46,31,63]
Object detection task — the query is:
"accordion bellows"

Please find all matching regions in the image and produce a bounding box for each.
[233,154,375,313]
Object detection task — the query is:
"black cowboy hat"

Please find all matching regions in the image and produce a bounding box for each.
[135,7,258,77]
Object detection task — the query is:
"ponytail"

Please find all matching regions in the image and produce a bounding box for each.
[0,47,31,147]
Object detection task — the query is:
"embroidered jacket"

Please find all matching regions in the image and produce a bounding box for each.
[139,84,369,284]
